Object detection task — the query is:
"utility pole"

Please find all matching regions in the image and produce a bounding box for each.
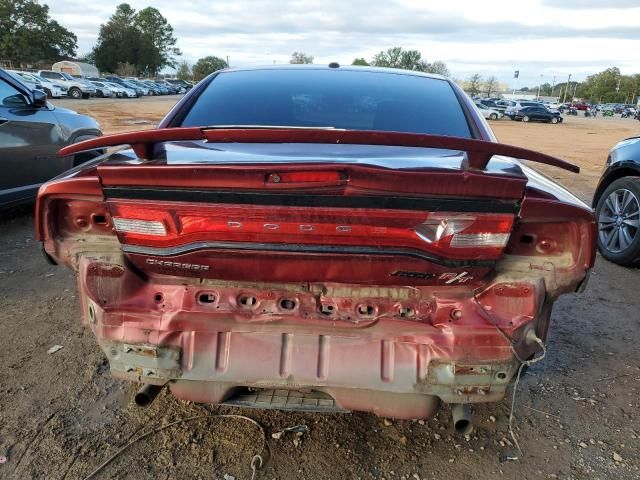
[536,74,543,99]
[551,75,556,97]
[226,55,230,67]
[562,73,571,103]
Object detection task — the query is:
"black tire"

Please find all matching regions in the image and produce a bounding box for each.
[595,177,640,266]
[522,115,530,122]
[96,90,104,98]
[68,87,82,99]
[43,88,52,99]
[489,113,498,120]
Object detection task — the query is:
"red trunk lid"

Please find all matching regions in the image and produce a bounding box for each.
[97,142,528,286]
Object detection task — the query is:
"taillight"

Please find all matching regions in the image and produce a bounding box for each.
[416,213,513,258]
[108,201,515,261]
[113,217,167,236]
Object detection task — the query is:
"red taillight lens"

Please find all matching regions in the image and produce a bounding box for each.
[415,213,514,258]
[108,201,515,260]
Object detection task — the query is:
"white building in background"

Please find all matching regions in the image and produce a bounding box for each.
[51,60,99,77]
[501,92,560,102]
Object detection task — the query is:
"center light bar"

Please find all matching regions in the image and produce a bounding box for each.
[107,202,515,261]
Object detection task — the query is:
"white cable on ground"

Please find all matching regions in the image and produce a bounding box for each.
[82,413,268,480]
[473,289,547,456]
[508,336,546,455]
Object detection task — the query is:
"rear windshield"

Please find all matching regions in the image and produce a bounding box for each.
[179,69,472,137]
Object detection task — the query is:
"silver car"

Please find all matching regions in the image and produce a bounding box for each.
[474,102,503,120]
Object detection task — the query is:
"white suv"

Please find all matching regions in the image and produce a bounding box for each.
[38,70,96,99]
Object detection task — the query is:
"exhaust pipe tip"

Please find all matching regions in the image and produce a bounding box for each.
[451,404,473,435]
[134,384,163,407]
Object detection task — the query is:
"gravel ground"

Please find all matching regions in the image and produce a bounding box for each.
[0,98,639,480]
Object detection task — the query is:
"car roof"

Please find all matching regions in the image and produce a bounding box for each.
[216,64,448,81]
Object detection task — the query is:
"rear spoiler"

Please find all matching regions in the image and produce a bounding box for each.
[57,127,580,173]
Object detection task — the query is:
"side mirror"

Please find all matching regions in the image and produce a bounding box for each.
[32,89,48,108]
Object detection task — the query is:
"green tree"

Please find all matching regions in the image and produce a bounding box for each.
[0,0,77,65]
[135,7,181,72]
[370,47,449,75]
[93,3,161,75]
[192,56,227,81]
[467,74,482,96]
[578,67,640,103]
[176,60,192,81]
[115,61,137,77]
[484,76,498,97]
[351,58,369,66]
[422,60,450,76]
[371,47,422,70]
[290,51,313,64]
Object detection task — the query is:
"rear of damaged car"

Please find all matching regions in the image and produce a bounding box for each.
[35,66,596,427]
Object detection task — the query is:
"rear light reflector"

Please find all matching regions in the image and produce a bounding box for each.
[112,217,166,236]
[450,233,510,248]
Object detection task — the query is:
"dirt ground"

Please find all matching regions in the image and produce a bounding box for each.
[1,97,639,480]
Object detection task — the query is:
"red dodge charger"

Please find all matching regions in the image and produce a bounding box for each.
[36,65,595,432]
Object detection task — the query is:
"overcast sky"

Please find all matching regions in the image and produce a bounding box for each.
[48,0,640,86]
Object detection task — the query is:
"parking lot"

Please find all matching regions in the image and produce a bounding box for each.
[1,97,639,479]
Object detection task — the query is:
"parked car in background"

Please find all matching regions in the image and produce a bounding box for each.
[166,78,193,91]
[137,81,156,95]
[33,73,68,99]
[492,99,512,114]
[144,80,168,95]
[0,68,101,207]
[154,79,180,94]
[593,136,640,266]
[504,101,540,119]
[476,98,497,109]
[513,105,563,123]
[474,101,503,120]
[90,81,114,98]
[7,70,45,93]
[107,82,137,98]
[38,70,96,99]
[572,102,590,111]
[101,76,144,97]
[37,66,594,425]
[10,71,67,98]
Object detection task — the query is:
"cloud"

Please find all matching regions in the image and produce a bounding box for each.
[542,0,640,8]
[46,0,640,85]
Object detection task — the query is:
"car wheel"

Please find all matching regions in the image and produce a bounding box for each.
[69,87,82,99]
[595,177,640,266]
[43,88,52,99]
[522,115,530,122]
[489,113,498,120]
[551,117,558,124]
